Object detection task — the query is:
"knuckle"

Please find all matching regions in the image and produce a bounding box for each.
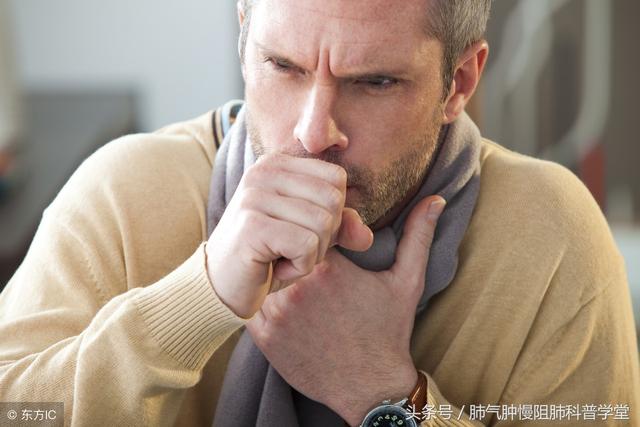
[333,166,347,187]
[257,152,277,164]
[326,187,344,212]
[241,169,259,187]
[300,234,319,272]
[246,160,264,176]
[251,155,278,175]
[269,152,285,161]
[264,152,286,168]
[238,210,263,234]
[304,255,318,275]
[267,299,287,326]
[315,209,334,234]
[237,188,260,210]
[302,231,320,254]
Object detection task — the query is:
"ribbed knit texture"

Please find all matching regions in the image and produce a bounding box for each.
[134,243,245,370]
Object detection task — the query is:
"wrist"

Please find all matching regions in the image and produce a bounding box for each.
[338,362,418,427]
[204,243,272,319]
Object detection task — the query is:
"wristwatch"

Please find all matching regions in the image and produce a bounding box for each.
[359,370,428,427]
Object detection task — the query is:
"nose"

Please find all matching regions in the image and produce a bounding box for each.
[293,83,349,154]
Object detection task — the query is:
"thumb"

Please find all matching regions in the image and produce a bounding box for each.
[334,208,374,252]
[391,195,446,282]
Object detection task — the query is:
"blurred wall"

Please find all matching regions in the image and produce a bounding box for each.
[7,0,243,131]
[606,0,640,224]
[480,0,640,224]
[477,0,640,335]
[0,0,23,150]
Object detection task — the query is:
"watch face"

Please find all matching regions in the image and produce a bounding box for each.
[361,405,418,427]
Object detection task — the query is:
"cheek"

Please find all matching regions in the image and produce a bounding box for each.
[335,87,434,164]
[347,120,433,185]
[341,115,407,171]
[245,73,301,150]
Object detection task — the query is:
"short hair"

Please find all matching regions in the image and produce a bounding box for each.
[425,0,492,98]
[238,0,491,99]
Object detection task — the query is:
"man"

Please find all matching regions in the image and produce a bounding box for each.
[0,0,638,426]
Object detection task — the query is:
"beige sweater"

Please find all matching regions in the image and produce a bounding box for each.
[0,111,638,427]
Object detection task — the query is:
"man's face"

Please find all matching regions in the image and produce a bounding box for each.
[243,0,446,226]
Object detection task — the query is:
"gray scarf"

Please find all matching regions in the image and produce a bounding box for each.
[209,101,482,427]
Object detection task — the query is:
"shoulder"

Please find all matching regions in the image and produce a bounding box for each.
[54,110,216,219]
[478,139,595,218]
[471,140,625,310]
[473,143,638,405]
[79,110,216,190]
[47,111,217,289]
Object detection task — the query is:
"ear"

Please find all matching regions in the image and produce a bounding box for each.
[237,1,245,27]
[442,40,489,124]
[237,0,247,79]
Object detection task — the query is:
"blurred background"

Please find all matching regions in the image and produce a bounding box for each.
[0,0,638,340]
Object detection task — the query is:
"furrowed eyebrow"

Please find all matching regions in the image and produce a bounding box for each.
[255,41,410,80]
[339,69,408,81]
[336,53,414,79]
[256,42,305,68]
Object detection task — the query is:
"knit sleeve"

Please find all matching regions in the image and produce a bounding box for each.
[412,372,485,426]
[0,130,246,426]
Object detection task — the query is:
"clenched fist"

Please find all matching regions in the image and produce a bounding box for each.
[205,153,374,318]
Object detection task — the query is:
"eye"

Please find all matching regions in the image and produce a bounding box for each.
[356,76,400,91]
[264,57,296,73]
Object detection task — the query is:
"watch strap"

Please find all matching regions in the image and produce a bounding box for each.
[403,370,429,420]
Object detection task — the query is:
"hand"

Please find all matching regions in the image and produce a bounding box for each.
[206,153,374,318]
[246,195,446,426]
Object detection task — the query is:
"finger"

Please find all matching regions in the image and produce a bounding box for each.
[391,196,446,283]
[273,258,305,282]
[243,168,345,218]
[246,213,320,281]
[334,208,373,252]
[241,189,337,262]
[267,267,295,294]
[255,153,347,191]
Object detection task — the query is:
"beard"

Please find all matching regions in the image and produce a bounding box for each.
[246,108,443,226]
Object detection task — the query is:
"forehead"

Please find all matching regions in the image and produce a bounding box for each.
[251,0,437,74]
